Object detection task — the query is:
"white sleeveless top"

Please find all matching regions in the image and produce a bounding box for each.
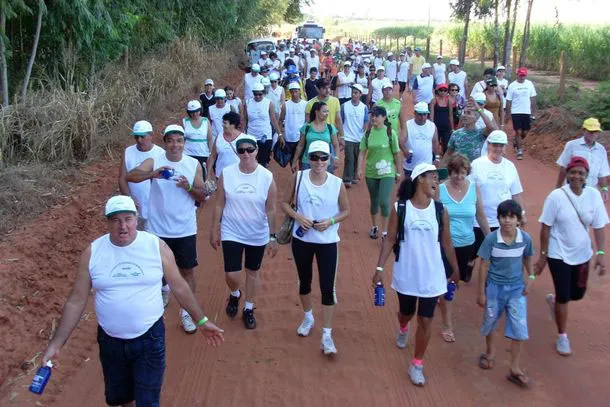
[433,63,446,84]
[208,104,232,138]
[214,133,247,177]
[246,98,272,141]
[385,60,398,81]
[415,74,435,104]
[397,61,410,82]
[404,119,436,170]
[392,200,447,297]
[354,73,369,95]
[183,118,210,157]
[448,70,467,98]
[90,231,164,339]
[220,164,273,246]
[146,154,198,238]
[267,87,284,117]
[124,144,164,220]
[292,170,342,244]
[244,73,262,100]
[284,100,307,143]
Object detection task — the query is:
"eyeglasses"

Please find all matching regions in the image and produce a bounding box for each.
[309,154,330,162]
[237,147,256,154]
[253,92,263,96]
[488,84,497,87]
[449,89,458,92]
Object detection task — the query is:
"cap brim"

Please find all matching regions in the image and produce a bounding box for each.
[106,209,137,218]
[236,138,258,148]
[132,132,150,136]
[583,126,602,132]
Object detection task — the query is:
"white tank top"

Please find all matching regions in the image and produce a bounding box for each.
[433,63,446,84]
[404,119,436,170]
[246,98,272,141]
[354,73,369,95]
[244,73,262,100]
[90,231,164,339]
[392,200,447,297]
[208,104,231,138]
[448,71,467,98]
[183,118,210,157]
[292,170,342,244]
[124,144,164,220]
[146,154,198,238]
[284,100,307,143]
[415,75,435,104]
[397,61,410,82]
[221,164,273,246]
[267,87,283,117]
[214,133,247,177]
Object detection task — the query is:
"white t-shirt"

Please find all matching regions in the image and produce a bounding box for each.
[208,104,232,138]
[433,63,446,85]
[183,118,210,158]
[470,156,523,227]
[266,86,284,117]
[397,60,410,82]
[506,79,537,114]
[227,97,242,113]
[124,144,165,220]
[385,60,398,82]
[284,100,307,143]
[470,80,486,96]
[373,57,384,69]
[539,185,609,265]
[220,164,273,246]
[414,74,435,104]
[243,73,262,100]
[306,55,320,72]
[448,70,467,98]
[370,78,387,103]
[556,137,610,187]
[497,77,509,108]
[354,73,369,95]
[341,101,367,143]
[404,119,436,171]
[214,133,247,177]
[337,71,355,99]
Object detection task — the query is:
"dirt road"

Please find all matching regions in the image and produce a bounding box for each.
[2,91,609,407]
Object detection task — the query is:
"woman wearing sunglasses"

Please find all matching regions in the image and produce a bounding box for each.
[281,140,350,355]
[448,83,465,129]
[243,82,280,168]
[484,77,504,126]
[207,112,246,180]
[210,136,279,330]
[429,84,454,154]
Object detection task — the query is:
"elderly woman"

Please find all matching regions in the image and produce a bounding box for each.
[535,156,608,357]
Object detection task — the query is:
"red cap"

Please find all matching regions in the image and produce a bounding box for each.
[566,156,589,172]
[517,67,528,76]
[437,83,449,90]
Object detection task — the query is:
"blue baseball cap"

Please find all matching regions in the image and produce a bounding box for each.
[287,65,298,75]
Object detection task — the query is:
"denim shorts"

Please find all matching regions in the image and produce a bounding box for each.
[480,280,529,341]
[97,317,166,406]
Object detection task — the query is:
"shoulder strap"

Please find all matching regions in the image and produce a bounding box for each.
[326,123,332,135]
[434,201,444,242]
[393,199,408,261]
[293,171,304,211]
[560,188,588,231]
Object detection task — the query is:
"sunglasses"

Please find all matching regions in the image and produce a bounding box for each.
[449,89,458,92]
[309,154,330,162]
[237,147,256,154]
[438,88,448,92]
[488,84,497,87]
[253,92,263,96]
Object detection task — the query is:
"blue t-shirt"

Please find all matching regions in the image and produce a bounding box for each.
[439,182,476,247]
[477,229,534,285]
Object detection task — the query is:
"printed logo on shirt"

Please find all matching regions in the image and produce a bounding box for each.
[109,262,144,278]
[307,194,323,206]
[235,183,256,194]
[485,171,505,182]
[409,219,433,231]
[376,160,392,176]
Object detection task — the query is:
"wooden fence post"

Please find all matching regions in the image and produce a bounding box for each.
[557,50,567,102]
[480,44,486,67]
[425,37,431,60]
[512,47,518,77]
[440,39,443,56]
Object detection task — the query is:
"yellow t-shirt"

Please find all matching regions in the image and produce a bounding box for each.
[411,56,426,75]
[305,96,341,126]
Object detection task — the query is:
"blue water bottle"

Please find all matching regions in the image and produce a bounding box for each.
[444,281,457,301]
[29,361,53,395]
[406,149,414,164]
[296,221,317,237]
[160,168,174,179]
[374,282,385,306]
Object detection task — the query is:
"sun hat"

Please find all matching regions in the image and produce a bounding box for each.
[132,120,153,136]
[288,82,301,90]
[387,52,393,57]
[414,101,430,114]
[105,195,137,217]
[582,117,602,132]
[351,84,364,93]
[487,130,508,144]
[517,67,528,76]
[436,83,449,90]
[415,47,422,52]
[436,55,443,60]
[164,124,185,136]
[204,79,214,86]
[269,72,280,81]
[251,63,261,72]
[449,59,460,66]
[260,51,267,56]
[235,135,258,149]
[307,140,330,155]
[473,92,487,104]
[410,163,448,181]
[214,89,226,98]
[187,100,202,112]
[566,156,589,172]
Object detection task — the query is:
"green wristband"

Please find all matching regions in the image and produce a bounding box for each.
[528,275,536,281]
[330,217,336,225]
[187,184,193,192]
[596,250,605,255]
[197,316,208,326]
[601,186,608,192]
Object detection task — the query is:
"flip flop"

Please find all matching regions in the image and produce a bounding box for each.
[478,353,494,370]
[507,371,531,388]
[441,328,456,343]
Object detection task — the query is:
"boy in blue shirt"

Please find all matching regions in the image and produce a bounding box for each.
[477,199,535,387]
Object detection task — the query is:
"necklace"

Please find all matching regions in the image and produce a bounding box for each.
[449,180,465,193]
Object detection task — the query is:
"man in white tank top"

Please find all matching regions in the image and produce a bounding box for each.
[208,89,235,139]
[402,102,441,176]
[448,60,469,98]
[412,63,436,105]
[41,196,224,407]
[243,64,263,100]
[126,125,206,334]
[243,82,280,168]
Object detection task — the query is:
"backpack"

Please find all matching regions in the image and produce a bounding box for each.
[300,123,333,160]
[393,200,444,261]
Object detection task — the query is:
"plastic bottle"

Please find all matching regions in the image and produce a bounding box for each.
[374,282,385,306]
[296,221,317,237]
[29,361,53,395]
[406,149,414,164]
[444,281,457,301]
[160,168,174,179]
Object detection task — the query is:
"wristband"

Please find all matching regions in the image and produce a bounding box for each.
[330,217,336,225]
[528,275,536,281]
[477,108,482,113]
[197,316,208,326]
[596,250,605,255]
[187,184,193,192]
[375,266,384,273]
[601,186,608,192]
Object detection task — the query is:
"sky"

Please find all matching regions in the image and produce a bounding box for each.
[303,0,610,24]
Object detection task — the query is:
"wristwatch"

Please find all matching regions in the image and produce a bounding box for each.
[269,233,277,241]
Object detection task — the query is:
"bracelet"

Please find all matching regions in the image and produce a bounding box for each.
[477,109,482,113]
[330,217,336,225]
[187,184,193,192]
[375,266,384,273]
[596,250,605,255]
[528,275,536,281]
[601,186,608,192]
[197,316,208,326]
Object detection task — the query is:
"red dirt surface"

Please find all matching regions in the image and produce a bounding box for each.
[1,86,609,407]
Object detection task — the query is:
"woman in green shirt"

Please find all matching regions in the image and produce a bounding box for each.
[357,106,403,239]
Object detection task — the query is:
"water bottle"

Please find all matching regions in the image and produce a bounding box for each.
[160,168,174,179]
[374,282,385,306]
[29,361,53,395]
[444,281,457,301]
[296,220,317,237]
[406,149,414,164]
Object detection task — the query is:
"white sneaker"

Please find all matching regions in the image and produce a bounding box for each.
[162,290,170,308]
[556,335,572,356]
[545,293,556,322]
[297,317,315,337]
[396,326,409,349]
[408,363,425,386]
[181,312,197,334]
[320,335,337,355]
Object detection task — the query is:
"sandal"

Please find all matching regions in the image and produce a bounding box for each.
[441,328,456,343]
[478,353,494,370]
[507,371,531,388]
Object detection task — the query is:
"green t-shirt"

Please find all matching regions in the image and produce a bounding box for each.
[447,128,486,162]
[359,127,400,179]
[299,123,338,164]
[375,98,401,135]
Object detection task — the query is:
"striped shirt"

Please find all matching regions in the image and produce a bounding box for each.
[477,229,534,285]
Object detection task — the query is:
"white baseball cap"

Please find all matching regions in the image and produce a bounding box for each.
[377,66,385,71]
[344,61,352,66]
[164,124,185,136]
[436,55,443,59]
[351,84,364,93]
[364,58,371,63]
[387,52,393,56]
[269,72,280,81]
[487,130,508,144]
[449,59,460,66]
[132,120,152,136]
[382,80,393,89]
[473,92,487,104]
[260,51,267,56]
[260,77,271,86]
[204,79,214,86]
[252,82,265,92]
[307,140,330,155]
[214,89,226,98]
[410,163,448,181]
[288,82,301,90]
[187,100,202,111]
[251,63,261,72]
[421,63,432,69]
[105,195,137,217]
[414,101,430,114]
[496,65,506,71]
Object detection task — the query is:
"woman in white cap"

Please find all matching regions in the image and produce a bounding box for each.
[368,66,387,106]
[267,72,286,121]
[433,56,447,85]
[207,111,246,180]
[243,64,263,100]
[279,82,308,164]
[384,53,397,86]
[373,163,459,386]
[210,135,279,330]
[183,100,213,178]
[401,102,441,178]
[243,82,280,168]
[337,61,355,105]
[281,140,350,355]
[208,90,235,140]
[448,60,469,98]
[354,64,369,104]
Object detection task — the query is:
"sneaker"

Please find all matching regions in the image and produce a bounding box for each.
[369,226,379,239]
[181,312,197,334]
[226,291,241,318]
[517,150,524,160]
[396,326,409,349]
[320,335,337,355]
[408,363,426,386]
[242,308,257,329]
[162,290,170,308]
[545,294,556,322]
[297,317,315,337]
[556,335,572,356]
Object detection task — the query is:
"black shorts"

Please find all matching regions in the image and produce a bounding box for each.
[222,240,266,272]
[442,244,476,282]
[397,292,439,318]
[398,81,407,93]
[471,227,499,261]
[511,114,531,131]
[547,257,589,304]
[160,235,198,269]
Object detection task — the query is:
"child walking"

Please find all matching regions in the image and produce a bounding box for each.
[476,199,535,387]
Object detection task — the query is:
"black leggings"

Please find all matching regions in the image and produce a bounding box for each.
[548,257,589,304]
[291,237,338,306]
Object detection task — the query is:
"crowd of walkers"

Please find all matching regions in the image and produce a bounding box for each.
[39,36,608,405]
